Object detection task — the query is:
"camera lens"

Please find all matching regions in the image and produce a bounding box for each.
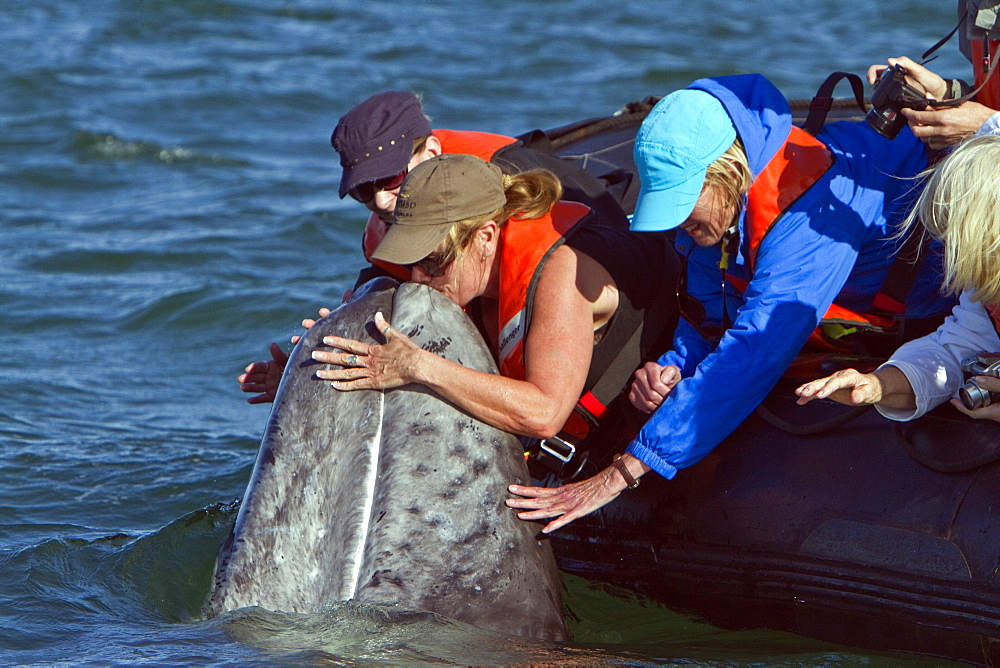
[959,379,995,410]
[866,106,905,140]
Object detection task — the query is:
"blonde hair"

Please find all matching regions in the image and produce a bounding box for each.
[901,134,1000,304]
[702,138,753,224]
[435,169,563,266]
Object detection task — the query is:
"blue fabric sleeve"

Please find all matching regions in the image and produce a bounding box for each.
[627,197,865,480]
[657,318,713,377]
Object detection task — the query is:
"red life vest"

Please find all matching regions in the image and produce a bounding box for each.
[987,303,1000,338]
[970,37,1000,110]
[494,201,591,378]
[486,200,604,441]
[730,126,899,349]
[361,129,517,278]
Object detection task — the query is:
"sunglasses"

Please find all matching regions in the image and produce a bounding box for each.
[348,168,408,204]
[404,252,450,278]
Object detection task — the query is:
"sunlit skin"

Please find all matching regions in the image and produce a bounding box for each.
[310,221,622,440]
[678,184,737,247]
[795,355,1000,422]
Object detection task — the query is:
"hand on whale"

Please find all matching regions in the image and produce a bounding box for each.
[312,311,420,390]
[238,306,332,404]
[507,452,650,534]
[237,342,288,404]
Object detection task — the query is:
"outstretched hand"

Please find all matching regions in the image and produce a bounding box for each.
[506,454,647,533]
[238,342,289,404]
[794,368,884,407]
[312,311,424,390]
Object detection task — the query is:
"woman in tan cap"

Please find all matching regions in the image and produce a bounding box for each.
[311,153,679,467]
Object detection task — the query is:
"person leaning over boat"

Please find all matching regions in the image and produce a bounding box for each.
[505,73,955,533]
[866,1,1000,150]
[796,131,1000,422]
[309,153,679,453]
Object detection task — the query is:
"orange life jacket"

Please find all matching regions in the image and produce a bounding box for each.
[730,126,900,349]
[494,201,591,378]
[486,200,604,443]
[361,129,517,279]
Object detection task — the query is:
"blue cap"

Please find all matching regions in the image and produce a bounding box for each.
[630,89,737,231]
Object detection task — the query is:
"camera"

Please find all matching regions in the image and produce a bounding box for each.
[866,64,930,139]
[958,353,1000,410]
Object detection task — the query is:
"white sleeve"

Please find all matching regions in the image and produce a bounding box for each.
[875,291,1000,421]
[975,111,1000,136]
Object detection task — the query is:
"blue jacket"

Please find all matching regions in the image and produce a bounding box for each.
[627,74,954,480]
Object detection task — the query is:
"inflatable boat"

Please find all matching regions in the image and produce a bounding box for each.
[528,99,1000,666]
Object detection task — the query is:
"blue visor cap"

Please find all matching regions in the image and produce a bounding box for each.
[631,89,737,231]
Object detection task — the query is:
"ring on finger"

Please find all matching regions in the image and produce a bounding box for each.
[346,354,358,366]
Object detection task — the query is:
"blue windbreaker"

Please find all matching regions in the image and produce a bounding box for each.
[627,74,954,480]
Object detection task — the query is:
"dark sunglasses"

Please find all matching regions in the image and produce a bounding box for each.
[348,168,408,204]
[404,252,450,277]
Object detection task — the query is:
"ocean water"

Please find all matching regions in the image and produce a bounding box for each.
[0,1,971,665]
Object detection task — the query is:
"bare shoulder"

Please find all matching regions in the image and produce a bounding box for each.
[538,245,618,324]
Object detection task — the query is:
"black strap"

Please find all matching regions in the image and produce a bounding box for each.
[577,316,645,424]
[869,225,930,318]
[802,71,868,136]
[919,8,966,65]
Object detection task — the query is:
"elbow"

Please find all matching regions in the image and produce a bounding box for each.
[501,391,574,440]
[530,422,561,441]
[516,410,567,441]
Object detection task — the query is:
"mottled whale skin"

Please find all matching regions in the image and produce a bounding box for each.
[207,279,567,641]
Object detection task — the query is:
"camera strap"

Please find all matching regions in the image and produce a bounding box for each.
[919,8,1000,108]
[917,9,966,67]
[931,53,1000,107]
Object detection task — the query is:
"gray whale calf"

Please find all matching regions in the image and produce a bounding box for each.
[207,279,567,641]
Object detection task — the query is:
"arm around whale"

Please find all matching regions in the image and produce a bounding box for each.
[313,245,601,440]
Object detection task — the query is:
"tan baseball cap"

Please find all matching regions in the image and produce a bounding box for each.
[372,154,506,265]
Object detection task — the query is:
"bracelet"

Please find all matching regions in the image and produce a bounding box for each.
[612,454,640,489]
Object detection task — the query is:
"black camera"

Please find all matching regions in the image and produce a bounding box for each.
[958,353,1000,410]
[866,65,930,139]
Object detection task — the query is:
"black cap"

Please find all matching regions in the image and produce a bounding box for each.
[331,91,433,199]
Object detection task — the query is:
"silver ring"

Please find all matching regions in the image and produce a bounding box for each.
[346,354,358,366]
[383,325,392,336]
